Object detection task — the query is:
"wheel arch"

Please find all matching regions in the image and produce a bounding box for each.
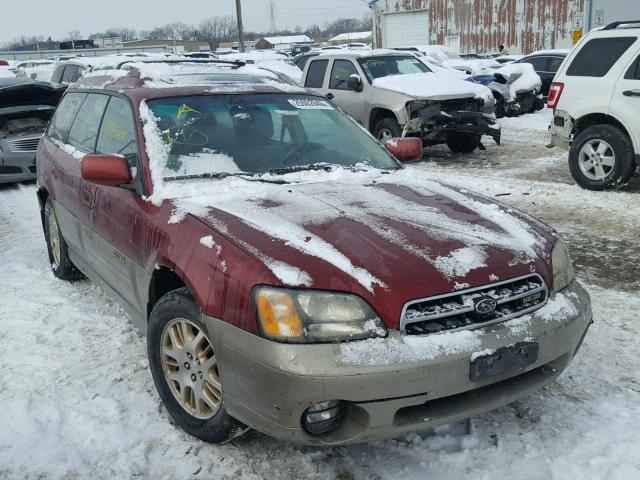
[147,266,201,320]
[368,107,398,133]
[574,114,635,151]
[36,187,50,231]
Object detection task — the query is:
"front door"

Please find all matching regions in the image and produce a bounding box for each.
[326,59,365,124]
[610,51,640,153]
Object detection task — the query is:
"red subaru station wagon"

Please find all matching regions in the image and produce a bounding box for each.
[36,61,592,445]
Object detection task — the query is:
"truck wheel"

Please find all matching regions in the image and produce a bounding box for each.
[147,288,247,444]
[493,95,506,118]
[446,133,479,153]
[569,125,636,191]
[43,197,83,281]
[373,118,402,143]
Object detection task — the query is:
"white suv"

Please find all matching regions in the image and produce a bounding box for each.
[549,21,640,190]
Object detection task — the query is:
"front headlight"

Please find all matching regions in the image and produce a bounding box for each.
[255,287,387,343]
[551,238,575,292]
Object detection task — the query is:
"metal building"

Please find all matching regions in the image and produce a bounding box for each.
[374,0,640,54]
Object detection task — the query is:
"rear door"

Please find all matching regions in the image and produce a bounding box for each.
[610,46,640,154]
[303,58,329,97]
[326,59,365,124]
[520,55,554,96]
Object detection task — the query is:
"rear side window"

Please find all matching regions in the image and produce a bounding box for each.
[567,37,637,77]
[67,94,109,153]
[96,96,139,167]
[51,65,65,83]
[47,92,87,142]
[625,56,640,80]
[548,56,565,73]
[61,65,80,83]
[305,59,328,88]
[523,56,548,71]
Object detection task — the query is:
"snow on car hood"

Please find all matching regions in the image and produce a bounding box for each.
[372,72,493,103]
[496,63,542,95]
[148,168,554,297]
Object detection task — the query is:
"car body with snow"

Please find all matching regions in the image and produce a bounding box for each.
[301,51,500,153]
[548,21,640,190]
[395,46,543,118]
[0,78,66,183]
[35,62,592,446]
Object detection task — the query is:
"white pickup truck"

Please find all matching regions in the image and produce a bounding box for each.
[300,50,501,153]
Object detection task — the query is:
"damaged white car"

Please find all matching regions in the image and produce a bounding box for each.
[301,51,500,153]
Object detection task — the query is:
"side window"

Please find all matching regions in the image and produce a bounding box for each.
[96,96,139,168]
[67,94,109,153]
[61,65,79,84]
[548,56,565,73]
[47,92,87,142]
[567,37,637,77]
[51,65,65,83]
[522,56,548,71]
[304,59,328,88]
[329,60,358,90]
[624,55,640,80]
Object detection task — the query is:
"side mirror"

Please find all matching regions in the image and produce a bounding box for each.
[81,154,132,187]
[384,137,423,163]
[347,74,363,92]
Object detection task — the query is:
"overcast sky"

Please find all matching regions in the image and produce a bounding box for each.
[2,0,370,43]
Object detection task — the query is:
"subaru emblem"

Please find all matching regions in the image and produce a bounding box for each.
[474,296,497,315]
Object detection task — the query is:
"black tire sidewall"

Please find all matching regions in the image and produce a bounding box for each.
[447,133,479,153]
[569,124,636,191]
[373,117,402,141]
[147,289,241,443]
[44,198,79,280]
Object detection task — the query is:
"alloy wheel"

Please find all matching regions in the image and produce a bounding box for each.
[47,207,62,268]
[378,128,393,143]
[578,139,615,181]
[160,318,222,419]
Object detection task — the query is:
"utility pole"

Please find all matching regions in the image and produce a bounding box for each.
[235,0,246,53]
[269,1,278,34]
[368,0,380,49]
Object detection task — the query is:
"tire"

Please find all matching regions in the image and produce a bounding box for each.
[43,197,83,281]
[373,117,402,143]
[147,287,247,443]
[569,124,636,191]
[494,95,506,119]
[446,133,480,154]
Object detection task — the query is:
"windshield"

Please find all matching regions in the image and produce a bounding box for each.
[146,93,400,180]
[358,56,430,81]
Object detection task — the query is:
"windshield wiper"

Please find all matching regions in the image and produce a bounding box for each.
[267,163,336,175]
[164,172,287,184]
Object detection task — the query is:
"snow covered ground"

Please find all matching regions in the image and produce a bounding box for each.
[0,108,639,479]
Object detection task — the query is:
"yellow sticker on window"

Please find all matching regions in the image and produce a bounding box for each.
[177,103,199,119]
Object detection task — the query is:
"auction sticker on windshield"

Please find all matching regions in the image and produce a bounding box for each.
[288,98,333,110]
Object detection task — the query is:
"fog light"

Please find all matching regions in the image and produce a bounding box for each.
[302,400,345,435]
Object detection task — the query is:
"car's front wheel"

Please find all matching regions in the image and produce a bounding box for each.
[43,197,83,281]
[446,133,479,153]
[147,288,247,443]
[569,125,636,190]
[373,117,402,143]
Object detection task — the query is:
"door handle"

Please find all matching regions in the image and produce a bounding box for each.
[325,93,334,100]
[623,89,640,97]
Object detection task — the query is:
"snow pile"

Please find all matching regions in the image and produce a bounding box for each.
[495,63,542,96]
[164,149,241,178]
[433,246,488,278]
[200,235,215,249]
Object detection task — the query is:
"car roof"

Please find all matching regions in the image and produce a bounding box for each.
[70,61,310,100]
[312,49,414,59]
[523,49,571,57]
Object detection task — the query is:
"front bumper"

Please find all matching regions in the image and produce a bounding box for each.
[204,280,591,446]
[404,109,501,146]
[0,151,37,184]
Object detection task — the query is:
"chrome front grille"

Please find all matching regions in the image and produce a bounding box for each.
[401,274,548,335]
[7,136,42,152]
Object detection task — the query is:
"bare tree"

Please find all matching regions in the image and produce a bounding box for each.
[67,29,82,41]
[197,16,238,49]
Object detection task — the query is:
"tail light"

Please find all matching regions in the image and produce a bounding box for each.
[547,82,564,109]
[0,60,9,66]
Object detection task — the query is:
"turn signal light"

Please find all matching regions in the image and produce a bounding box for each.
[256,289,304,339]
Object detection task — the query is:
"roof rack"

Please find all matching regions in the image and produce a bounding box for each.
[116,58,246,70]
[602,20,640,30]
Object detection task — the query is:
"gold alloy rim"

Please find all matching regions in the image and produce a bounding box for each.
[47,207,62,267]
[160,318,222,419]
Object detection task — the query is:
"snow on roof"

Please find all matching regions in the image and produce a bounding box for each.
[329,31,373,42]
[525,48,572,56]
[262,35,312,45]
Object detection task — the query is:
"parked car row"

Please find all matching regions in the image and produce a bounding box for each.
[34,59,592,446]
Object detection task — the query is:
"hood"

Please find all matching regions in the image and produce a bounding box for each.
[372,73,490,101]
[165,170,555,328]
[0,79,67,108]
